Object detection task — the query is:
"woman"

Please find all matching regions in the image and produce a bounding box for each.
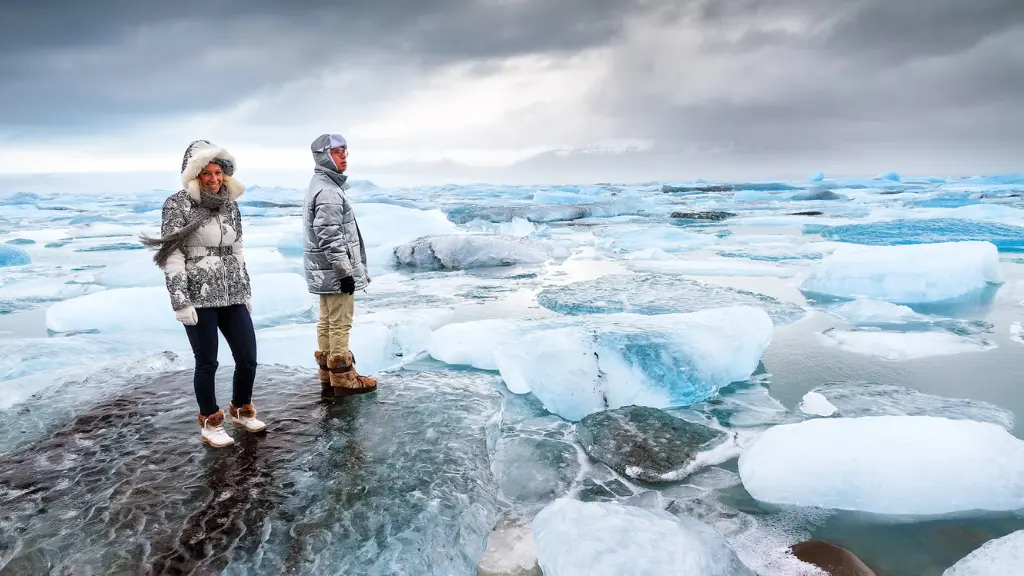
[142,139,265,448]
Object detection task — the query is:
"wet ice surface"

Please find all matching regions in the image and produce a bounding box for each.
[1,174,1024,574]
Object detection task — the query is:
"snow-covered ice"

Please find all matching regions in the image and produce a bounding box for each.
[800,241,1003,304]
[943,531,1024,576]
[798,392,837,417]
[819,328,995,360]
[739,416,1024,515]
[531,498,753,576]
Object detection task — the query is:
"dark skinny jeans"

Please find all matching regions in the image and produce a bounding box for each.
[184,304,258,417]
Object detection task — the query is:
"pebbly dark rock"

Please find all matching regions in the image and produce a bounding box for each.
[791,540,877,576]
[670,211,737,221]
[791,211,825,216]
[575,406,726,484]
[0,366,504,575]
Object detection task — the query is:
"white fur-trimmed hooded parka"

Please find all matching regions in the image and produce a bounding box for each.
[158,140,252,311]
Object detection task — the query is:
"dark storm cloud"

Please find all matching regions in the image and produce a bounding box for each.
[0,0,654,130]
[593,0,1024,168]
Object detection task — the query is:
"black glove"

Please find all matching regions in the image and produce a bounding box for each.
[339,275,356,295]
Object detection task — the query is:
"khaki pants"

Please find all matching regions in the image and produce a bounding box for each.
[317,293,354,357]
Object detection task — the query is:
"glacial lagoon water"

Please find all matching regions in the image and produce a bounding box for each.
[0,173,1023,574]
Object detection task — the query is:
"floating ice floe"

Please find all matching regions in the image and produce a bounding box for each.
[803,382,1014,430]
[819,219,1024,252]
[393,233,561,271]
[798,392,837,417]
[431,306,773,421]
[943,530,1024,576]
[531,498,754,576]
[800,241,1003,304]
[738,416,1024,515]
[45,273,312,333]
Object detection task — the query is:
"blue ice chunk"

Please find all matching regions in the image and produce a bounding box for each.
[809,171,825,182]
[819,219,1024,252]
[876,171,902,182]
[0,245,31,267]
[536,273,805,324]
[0,192,40,205]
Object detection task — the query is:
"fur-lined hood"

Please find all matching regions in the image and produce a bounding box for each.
[180,139,245,202]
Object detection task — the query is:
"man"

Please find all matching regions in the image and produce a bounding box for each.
[303,133,377,393]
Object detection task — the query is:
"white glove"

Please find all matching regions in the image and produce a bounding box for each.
[245,299,252,314]
[176,306,198,326]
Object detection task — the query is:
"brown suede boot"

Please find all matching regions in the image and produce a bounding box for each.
[328,353,376,395]
[313,350,331,387]
[347,351,378,390]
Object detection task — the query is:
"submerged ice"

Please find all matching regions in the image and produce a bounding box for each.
[536,273,806,325]
[531,498,753,576]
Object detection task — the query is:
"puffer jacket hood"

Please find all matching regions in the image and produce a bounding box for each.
[310,133,347,188]
[180,139,245,202]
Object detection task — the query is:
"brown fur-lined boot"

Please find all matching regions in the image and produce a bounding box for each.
[197,410,234,448]
[327,353,376,395]
[314,350,331,387]
[347,351,378,390]
[229,402,267,433]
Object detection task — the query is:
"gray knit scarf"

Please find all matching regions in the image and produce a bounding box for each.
[141,188,228,267]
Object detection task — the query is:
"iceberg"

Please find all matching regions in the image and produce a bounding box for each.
[491,307,774,421]
[0,244,31,267]
[45,273,312,333]
[393,234,557,270]
[738,416,1024,515]
[531,498,754,576]
[537,273,806,325]
[876,171,902,182]
[809,171,825,182]
[799,241,1003,304]
[818,219,1024,252]
[943,531,1024,576]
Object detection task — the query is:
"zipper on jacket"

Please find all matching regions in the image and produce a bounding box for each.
[217,212,228,303]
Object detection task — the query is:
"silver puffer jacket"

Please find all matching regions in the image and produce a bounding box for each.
[302,134,369,294]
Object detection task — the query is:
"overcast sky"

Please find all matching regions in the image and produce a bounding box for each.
[1,0,1022,183]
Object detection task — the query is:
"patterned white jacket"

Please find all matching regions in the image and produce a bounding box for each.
[159,144,252,311]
